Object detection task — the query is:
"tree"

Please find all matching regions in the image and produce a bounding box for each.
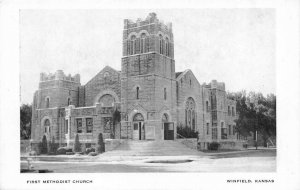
[97,133,105,154]
[20,104,32,139]
[230,91,276,147]
[74,134,81,153]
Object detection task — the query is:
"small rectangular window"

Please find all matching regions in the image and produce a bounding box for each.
[65,120,68,134]
[212,128,218,140]
[86,118,93,133]
[136,87,139,99]
[221,128,227,139]
[206,123,209,135]
[76,118,82,133]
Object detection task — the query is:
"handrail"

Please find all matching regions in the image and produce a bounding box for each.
[176,133,188,139]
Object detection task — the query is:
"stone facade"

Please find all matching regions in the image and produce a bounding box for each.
[31,13,244,150]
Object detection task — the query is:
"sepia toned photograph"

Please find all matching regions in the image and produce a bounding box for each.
[19,9,277,173]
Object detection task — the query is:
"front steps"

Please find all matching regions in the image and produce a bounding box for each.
[102,140,203,156]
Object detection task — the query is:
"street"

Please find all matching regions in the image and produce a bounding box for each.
[21,149,276,173]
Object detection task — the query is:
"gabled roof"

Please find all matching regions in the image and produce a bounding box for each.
[176,69,201,87]
[175,72,182,78]
[85,65,120,86]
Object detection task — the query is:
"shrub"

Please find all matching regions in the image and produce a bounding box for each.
[88,152,98,156]
[57,147,73,155]
[208,142,220,150]
[97,133,105,154]
[66,152,75,155]
[40,135,48,154]
[49,136,59,154]
[29,151,37,156]
[86,147,95,154]
[177,124,198,138]
[73,134,81,153]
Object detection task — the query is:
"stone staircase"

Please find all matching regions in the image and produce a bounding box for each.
[102,140,203,156]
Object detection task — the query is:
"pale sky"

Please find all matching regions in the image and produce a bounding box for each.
[20,9,275,104]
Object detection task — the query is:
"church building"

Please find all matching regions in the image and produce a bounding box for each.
[31,13,242,150]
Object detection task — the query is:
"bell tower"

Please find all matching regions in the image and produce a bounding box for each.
[121,13,177,140]
[121,12,175,78]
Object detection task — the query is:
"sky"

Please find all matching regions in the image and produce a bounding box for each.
[20,9,276,104]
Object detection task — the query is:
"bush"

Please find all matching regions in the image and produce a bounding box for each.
[177,125,198,138]
[29,151,37,156]
[66,152,75,155]
[88,152,98,156]
[208,142,220,150]
[57,147,73,155]
[49,137,59,154]
[73,134,81,153]
[86,147,95,154]
[40,135,48,154]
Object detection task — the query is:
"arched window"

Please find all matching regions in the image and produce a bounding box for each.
[165,37,169,57]
[67,98,71,106]
[140,33,146,54]
[192,110,195,131]
[99,94,115,107]
[228,106,231,115]
[185,97,196,130]
[164,88,167,100]
[44,119,50,133]
[159,34,164,54]
[129,35,136,55]
[46,97,50,108]
[232,107,235,116]
[136,87,139,99]
[133,113,144,121]
[162,113,168,122]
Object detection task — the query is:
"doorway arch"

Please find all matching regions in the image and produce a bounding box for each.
[132,113,145,140]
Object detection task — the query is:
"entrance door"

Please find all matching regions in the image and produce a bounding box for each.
[132,113,145,140]
[164,122,174,140]
[133,122,145,140]
[133,122,139,140]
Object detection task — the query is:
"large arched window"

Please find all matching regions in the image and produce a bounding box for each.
[140,33,146,54]
[165,37,169,57]
[99,94,115,107]
[129,35,136,55]
[159,34,164,54]
[45,97,50,108]
[185,97,196,130]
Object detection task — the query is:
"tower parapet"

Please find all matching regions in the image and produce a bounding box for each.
[124,12,172,34]
[208,80,225,91]
[39,70,80,83]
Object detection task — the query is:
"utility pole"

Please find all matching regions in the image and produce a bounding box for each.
[255,130,258,150]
